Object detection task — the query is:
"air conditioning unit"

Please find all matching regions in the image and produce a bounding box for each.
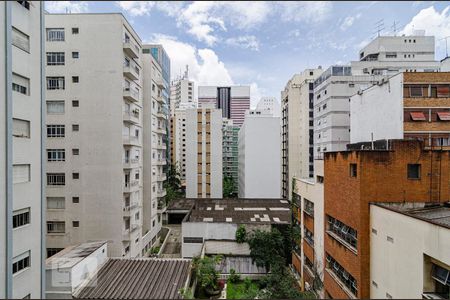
[363,68,369,74]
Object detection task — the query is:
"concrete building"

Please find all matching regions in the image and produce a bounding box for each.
[292,160,325,296]
[0,1,44,298]
[169,68,195,117]
[281,68,322,199]
[45,13,165,259]
[171,109,187,181]
[323,140,450,298]
[370,203,450,299]
[351,72,450,146]
[185,107,223,198]
[198,85,250,127]
[239,110,281,198]
[255,96,280,117]
[222,119,239,195]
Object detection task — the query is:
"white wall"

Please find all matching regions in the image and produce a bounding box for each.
[350,73,404,143]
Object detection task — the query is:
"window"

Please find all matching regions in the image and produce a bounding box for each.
[72,148,79,155]
[47,77,65,90]
[12,251,30,274]
[72,100,79,107]
[432,264,450,286]
[72,76,79,83]
[12,27,29,52]
[437,85,450,98]
[46,28,65,41]
[386,52,397,58]
[13,164,30,183]
[47,197,65,209]
[72,124,79,131]
[72,51,79,59]
[13,118,30,138]
[72,27,79,34]
[407,164,421,179]
[327,215,358,249]
[13,208,30,228]
[73,221,79,227]
[304,227,314,246]
[317,175,324,183]
[326,253,357,296]
[72,197,79,203]
[410,86,423,97]
[47,248,63,258]
[16,1,30,9]
[47,173,65,186]
[72,173,79,179]
[46,52,65,65]
[47,221,65,233]
[349,163,357,177]
[183,237,203,243]
[304,199,314,216]
[46,101,65,114]
[12,73,30,95]
[47,149,65,162]
[47,125,65,137]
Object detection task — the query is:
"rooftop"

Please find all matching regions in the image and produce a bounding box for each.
[185,198,291,224]
[46,241,107,270]
[375,202,450,229]
[75,258,191,299]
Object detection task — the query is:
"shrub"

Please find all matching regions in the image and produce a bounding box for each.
[235,225,247,243]
[228,268,241,283]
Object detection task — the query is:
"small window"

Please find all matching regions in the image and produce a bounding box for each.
[46,28,65,42]
[72,76,79,83]
[13,208,30,228]
[72,173,79,179]
[349,163,357,177]
[16,1,30,9]
[72,124,79,131]
[47,221,65,233]
[12,27,30,52]
[72,51,79,59]
[72,100,79,107]
[46,77,65,90]
[72,148,79,155]
[72,197,79,203]
[72,27,79,34]
[47,125,65,137]
[47,197,65,209]
[407,164,421,179]
[47,173,65,186]
[46,101,65,114]
[13,118,30,138]
[72,221,79,227]
[47,149,65,162]
[12,251,30,274]
[46,52,65,66]
[13,164,30,183]
[12,73,30,95]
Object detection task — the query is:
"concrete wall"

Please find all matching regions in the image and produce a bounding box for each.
[350,73,404,143]
[370,205,450,298]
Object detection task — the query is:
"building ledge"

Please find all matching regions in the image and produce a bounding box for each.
[326,230,358,255]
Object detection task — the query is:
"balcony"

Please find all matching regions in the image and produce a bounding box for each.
[123,110,140,124]
[123,87,139,103]
[157,199,167,213]
[122,228,130,241]
[123,180,139,193]
[155,77,164,88]
[155,95,164,103]
[123,157,140,169]
[123,39,139,58]
[123,62,139,81]
[157,189,166,198]
[155,110,167,119]
[123,205,131,217]
[123,135,140,146]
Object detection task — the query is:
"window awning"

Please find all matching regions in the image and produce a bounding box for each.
[437,112,450,121]
[410,112,426,121]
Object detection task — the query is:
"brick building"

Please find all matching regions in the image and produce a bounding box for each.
[323,139,450,298]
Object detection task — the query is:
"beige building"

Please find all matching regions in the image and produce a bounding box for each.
[0,1,44,298]
[186,107,223,198]
[171,109,187,181]
[45,13,164,259]
[281,68,323,199]
[370,203,450,299]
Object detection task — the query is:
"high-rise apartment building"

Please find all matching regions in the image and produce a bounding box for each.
[169,69,195,117]
[198,85,250,127]
[186,107,223,198]
[171,109,187,181]
[0,1,44,298]
[222,119,239,195]
[255,96,280,117]
[351,72,450,146]
[238,110,281,198]
[281,68,322,199]
[44,13,165,259]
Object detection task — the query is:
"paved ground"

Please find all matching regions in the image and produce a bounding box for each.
[160,224,181,258]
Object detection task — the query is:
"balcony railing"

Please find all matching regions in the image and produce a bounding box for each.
[123,38,139,58]
[123,87,139,102]
[123,61,139,81]
[123,135,140,146]
[123,110,140,124]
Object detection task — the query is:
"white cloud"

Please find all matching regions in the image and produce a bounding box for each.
[45,1,88,13]
[340,13,361,31]
[225,35,260,51]
[116,1,155,16]
[278,1,332,24]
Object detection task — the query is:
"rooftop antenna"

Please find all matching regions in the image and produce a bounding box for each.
[373,19,385,37]
[391,21,400,36]
[438,36,450,58]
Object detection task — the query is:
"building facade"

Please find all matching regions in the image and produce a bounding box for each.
[351,72,450,147]
[238,110,281,198]
[198,85,250,127]
[0,1,44,298]
[323,140,450,298]
[222,119,239,196]
[281,69,322,199]
[255,96,280,117]
[185,107,223,198]
[170,76,195,117]
[171,109,187,182]
[45,13,148,258]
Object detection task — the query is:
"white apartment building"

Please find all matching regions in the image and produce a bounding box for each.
[239,110,281,198]
[169,70,195,117]
[142,44,168,239]
[45,13,146,258]
[186,107,223,198]
[255,96,280,117]
[0,1,44,298]
[171,109,188,181]
[281,68,322,199]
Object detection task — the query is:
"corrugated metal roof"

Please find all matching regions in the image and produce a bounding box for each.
[75,258,191,299]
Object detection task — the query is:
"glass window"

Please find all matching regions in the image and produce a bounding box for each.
[47,173,65,186]
[47,197,65,209]
[407,164,421,179]
[12,251,30,274]
[46,28,65,41]
[47,125,65,137]
[13,118,30,138]
[47,221,65,233]
[12,27,29,52]
[46,52,65,65]
[46,77,65,90]
[13,164,30,183]
[47,149,65,162]
[13,208,30,228]
[12,73,30,95]
[72,51,79,59]
[46,101,65,114]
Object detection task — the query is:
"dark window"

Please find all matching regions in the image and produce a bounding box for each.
[183,237,203,243]
[72,197,79,203]
[72,221,79,227]
[72,51,79,59]
[72,76,79,83]
[13,210,30,228]
[72,27,79,34]
[46,248,63,258]
[12,253,30,274]
[72,148,79,155]
[350,163,357,177]
[47,125,65,137]
[47,173,65,185]
[72,173,79,179]
[317,175,324,183]
[17,1,30,9]
[407,164,421,179]
[72,124,79,131]
[72,100,79,107]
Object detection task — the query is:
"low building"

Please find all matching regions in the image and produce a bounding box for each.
[180,198,291,258]
[370,203,450,299]
[222,119,239,195]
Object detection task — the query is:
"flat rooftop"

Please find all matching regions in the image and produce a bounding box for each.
[185,198,291,224]
[46,241,107,270]
[167,198,196,211]
[75,258,191,299]
[375,202,450,229]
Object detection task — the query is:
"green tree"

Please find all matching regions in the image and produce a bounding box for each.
[247,228,285,272]
[223,176,236,198]
[235,224,247,243]
[192,255,223,293]
[163,163,184,206]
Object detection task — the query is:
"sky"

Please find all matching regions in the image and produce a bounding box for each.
[45,1,450,107]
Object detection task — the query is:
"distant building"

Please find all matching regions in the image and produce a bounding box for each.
[255,97,280,117]
[185,107,223,198]
[170,67,195,117]
[171,109,187,181]
[222,119,239,195]
[198,85,250,127]
[351,72,450,146]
